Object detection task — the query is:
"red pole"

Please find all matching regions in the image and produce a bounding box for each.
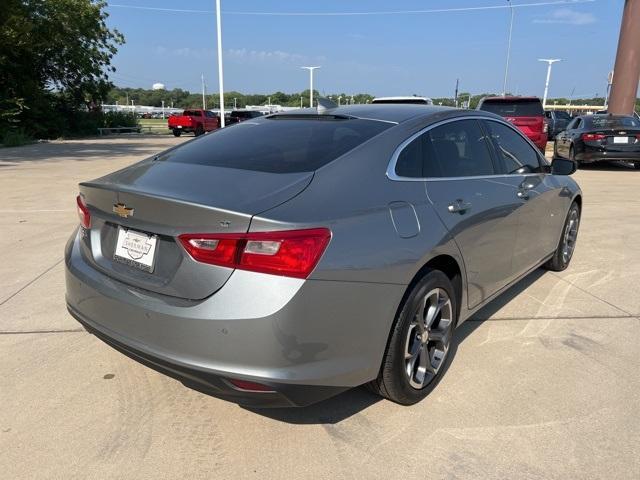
[608,0,640,115]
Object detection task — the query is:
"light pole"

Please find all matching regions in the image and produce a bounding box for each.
[301,66,320,108]
[215,0,225,126]
[502,0,514,96]
[201,73,207,109]
[538,58,561,108]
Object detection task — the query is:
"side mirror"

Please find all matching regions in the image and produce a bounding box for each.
[551,157,577,176]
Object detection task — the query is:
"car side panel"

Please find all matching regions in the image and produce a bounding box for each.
[250,114,467,286]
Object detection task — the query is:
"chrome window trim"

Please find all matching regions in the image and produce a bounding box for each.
[386,114,547,182]
[354,116,399,125]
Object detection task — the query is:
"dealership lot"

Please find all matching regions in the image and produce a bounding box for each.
[1,137,639,479]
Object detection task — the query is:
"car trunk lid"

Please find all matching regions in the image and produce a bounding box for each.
[78,160,313,300]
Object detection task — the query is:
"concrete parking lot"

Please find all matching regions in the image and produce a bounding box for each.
[1,136,639,479]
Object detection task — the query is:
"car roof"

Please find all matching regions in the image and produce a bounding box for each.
[480,96,541,102]
[272,104,455,124]
[372,96,432,102]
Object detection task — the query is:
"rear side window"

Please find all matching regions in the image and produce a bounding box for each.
[555,111,571,120]
[586,116,640,129]
[394,119,495,178]
[395,135,425,177]
[161,116,391,173]
[484,120,542,174]
[479,99,543,117]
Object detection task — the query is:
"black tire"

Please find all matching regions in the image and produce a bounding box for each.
[544,201,581,272]
[553,141,559,158]
[194,125,204,136]
[172,129,182,137]
[569,144,578,164]
[368,270,457,405]
[634,162,640,170]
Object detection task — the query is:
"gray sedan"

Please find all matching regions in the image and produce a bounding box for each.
[65,105,581,407]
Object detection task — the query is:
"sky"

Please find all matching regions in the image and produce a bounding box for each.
[105,0,626,99]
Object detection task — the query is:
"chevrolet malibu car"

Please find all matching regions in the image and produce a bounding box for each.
[554,114,640,169]
[65,105,582,407]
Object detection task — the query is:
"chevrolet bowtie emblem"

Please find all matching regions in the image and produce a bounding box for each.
[113,203,134,218]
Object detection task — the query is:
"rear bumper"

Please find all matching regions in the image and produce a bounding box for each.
[65,230,404,407]
[69,305,345,407]
[578,148,640,163]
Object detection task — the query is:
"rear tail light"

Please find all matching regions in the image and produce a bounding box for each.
[227,378,275,392]
[635,134,640,141]
[582,133,606,141]
[178,228,331,279]
[76,194,91,228]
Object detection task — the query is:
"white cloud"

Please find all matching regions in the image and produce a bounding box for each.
[226,48,308,64]
[533,8,596,25]
[154,45,213,59]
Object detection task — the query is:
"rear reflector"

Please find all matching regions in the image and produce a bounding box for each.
[227,378,275,392]
[76,194,91,229]
[582,133,606,141]
[178,228,331,279]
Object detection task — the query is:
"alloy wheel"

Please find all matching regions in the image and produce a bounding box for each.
[404,288,453,389]
[561,207,580,264]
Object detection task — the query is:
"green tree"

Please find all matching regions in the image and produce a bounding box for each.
[0,0,124,138]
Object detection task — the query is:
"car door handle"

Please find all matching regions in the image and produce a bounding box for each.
[517,189,530,200]
[448,199,472,214]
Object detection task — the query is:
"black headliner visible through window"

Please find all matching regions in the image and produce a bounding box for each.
[159,117,391,173]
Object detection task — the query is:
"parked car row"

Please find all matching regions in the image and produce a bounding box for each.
[167,109,264,136]
[553,114,640,169]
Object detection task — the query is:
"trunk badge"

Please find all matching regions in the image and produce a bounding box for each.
[113,203,134,218]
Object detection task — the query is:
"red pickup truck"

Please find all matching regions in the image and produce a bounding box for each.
[476,96,548,151]
[168,109,220,137]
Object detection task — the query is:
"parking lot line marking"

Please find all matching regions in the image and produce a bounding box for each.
[467,314,636,322]
[0,329,85,335]
[0,209,74,213]
[549,271,637,318]
[0,258,63,307]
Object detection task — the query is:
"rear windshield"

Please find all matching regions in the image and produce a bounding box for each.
[160,116,391,173]
[555,111,572,120]
[586,116,640,129]
[479,99,543,116]
[183,110,201,117]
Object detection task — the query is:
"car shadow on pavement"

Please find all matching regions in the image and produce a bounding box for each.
[247,268,548,425]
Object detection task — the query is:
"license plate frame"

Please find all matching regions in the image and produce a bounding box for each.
[114,227,158,273]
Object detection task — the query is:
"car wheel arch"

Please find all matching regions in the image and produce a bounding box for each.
[398,255,464,327]
[572,194,582,211]
[372,254,464,384]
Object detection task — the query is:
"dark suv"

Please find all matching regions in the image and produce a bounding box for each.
[544,110,572,140]
[477,96,548,151]
[227,110,264,125]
